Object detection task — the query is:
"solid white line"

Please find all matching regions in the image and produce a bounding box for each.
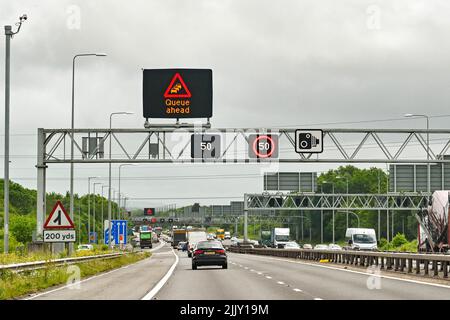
[150,241,166,252]
[314,298,323,300]
[141,248,179,300]
[230,253,450,290]
[25,242,167,300]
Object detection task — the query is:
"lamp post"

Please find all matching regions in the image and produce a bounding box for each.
[404,114,430,192]
[123,196,128,220]
[321,181,335,243]
[101,185,108,243]
[108,112,133,249]
[87,176,99,242]
[337,210,360,228]
[93,182,102,243]
[336,175,349,229]
[70,53,106,245]
[3,14,27,253]
[119,164,136,220]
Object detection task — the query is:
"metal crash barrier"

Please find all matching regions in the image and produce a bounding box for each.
[227,247,450,279]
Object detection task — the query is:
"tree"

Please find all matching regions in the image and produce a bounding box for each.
[10,214,36,244]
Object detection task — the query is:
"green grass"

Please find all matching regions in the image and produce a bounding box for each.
[0,251,150,300]
[0,245,118,265]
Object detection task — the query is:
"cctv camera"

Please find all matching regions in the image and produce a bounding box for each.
[20,14,27,21]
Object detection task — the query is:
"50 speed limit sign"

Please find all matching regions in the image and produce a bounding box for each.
[191,134,221,159]
[248,134,279,159]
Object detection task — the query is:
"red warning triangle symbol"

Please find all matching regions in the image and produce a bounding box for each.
[44,200,75,229]
[164,73,192,98]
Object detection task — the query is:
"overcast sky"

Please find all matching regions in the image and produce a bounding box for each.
[1,0,450,209]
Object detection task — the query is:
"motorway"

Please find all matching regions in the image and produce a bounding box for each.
[26,242,450,300]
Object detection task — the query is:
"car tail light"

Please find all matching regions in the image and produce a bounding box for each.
[215,249,225,254]
[194,249,204,256]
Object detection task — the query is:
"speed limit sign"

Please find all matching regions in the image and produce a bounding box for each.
[190,134,221,159]
[248,134,279,159]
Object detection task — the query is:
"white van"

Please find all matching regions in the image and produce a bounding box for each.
[345,228,378,251]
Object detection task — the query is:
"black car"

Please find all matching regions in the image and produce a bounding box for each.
[192,240,227,270]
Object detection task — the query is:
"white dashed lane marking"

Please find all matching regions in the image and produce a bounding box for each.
[231,258,321,300]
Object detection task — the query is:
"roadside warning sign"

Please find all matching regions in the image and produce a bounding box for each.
[164,73,192,98]
[44,201,75,229]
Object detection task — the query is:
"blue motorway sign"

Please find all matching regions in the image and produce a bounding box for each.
[89,232,98,244]
[104,220,127,245]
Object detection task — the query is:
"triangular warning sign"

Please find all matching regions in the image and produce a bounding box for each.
[44,200,75,229]
[164,73,192,98]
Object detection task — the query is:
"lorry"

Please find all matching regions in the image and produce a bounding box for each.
[172,228,187,248]
[345,228,377,251]
[154,226,162,237]
[139,229,153,249]
[416,191,450,252]
[216,229,225,240]
[224,231,231,239]
[260,230,271,247]
[186,228,208,257]
[271,228,290,248]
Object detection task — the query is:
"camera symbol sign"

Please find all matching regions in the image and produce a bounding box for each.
[295,130,323,153]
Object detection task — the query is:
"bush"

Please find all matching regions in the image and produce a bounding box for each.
[10,214,35,244]
[378,238,388,248]
[391,233,408,248]
[399,239,418,252]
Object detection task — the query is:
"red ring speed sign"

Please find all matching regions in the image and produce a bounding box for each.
[252,135,275,158]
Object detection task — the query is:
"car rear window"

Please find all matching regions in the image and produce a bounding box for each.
[196,241,223,249]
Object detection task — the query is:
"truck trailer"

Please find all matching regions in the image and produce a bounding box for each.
[139,230,153,249]
[271,228,290,248]
[416,191,450,252]
[172,228,187,248]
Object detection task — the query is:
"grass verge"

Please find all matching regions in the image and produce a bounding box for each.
[0,251,151,300]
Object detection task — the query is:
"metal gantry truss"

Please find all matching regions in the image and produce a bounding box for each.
[36,126,450,238]
[245,192,432,211]
[39,127,450,163]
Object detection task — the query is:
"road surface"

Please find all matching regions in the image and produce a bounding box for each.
[25,242,172,300]
[27,242,450,300]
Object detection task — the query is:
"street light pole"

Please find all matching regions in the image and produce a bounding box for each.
[119,164,136,221]
[3,15,27,254]
[101,185,108,243]
[108,112,133,249]
[404,114,430,192]
[93,182,102,243]
[87,176,98,242]
[337,211,360,228]
[321,181,335,243]
[70,53,106,249]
